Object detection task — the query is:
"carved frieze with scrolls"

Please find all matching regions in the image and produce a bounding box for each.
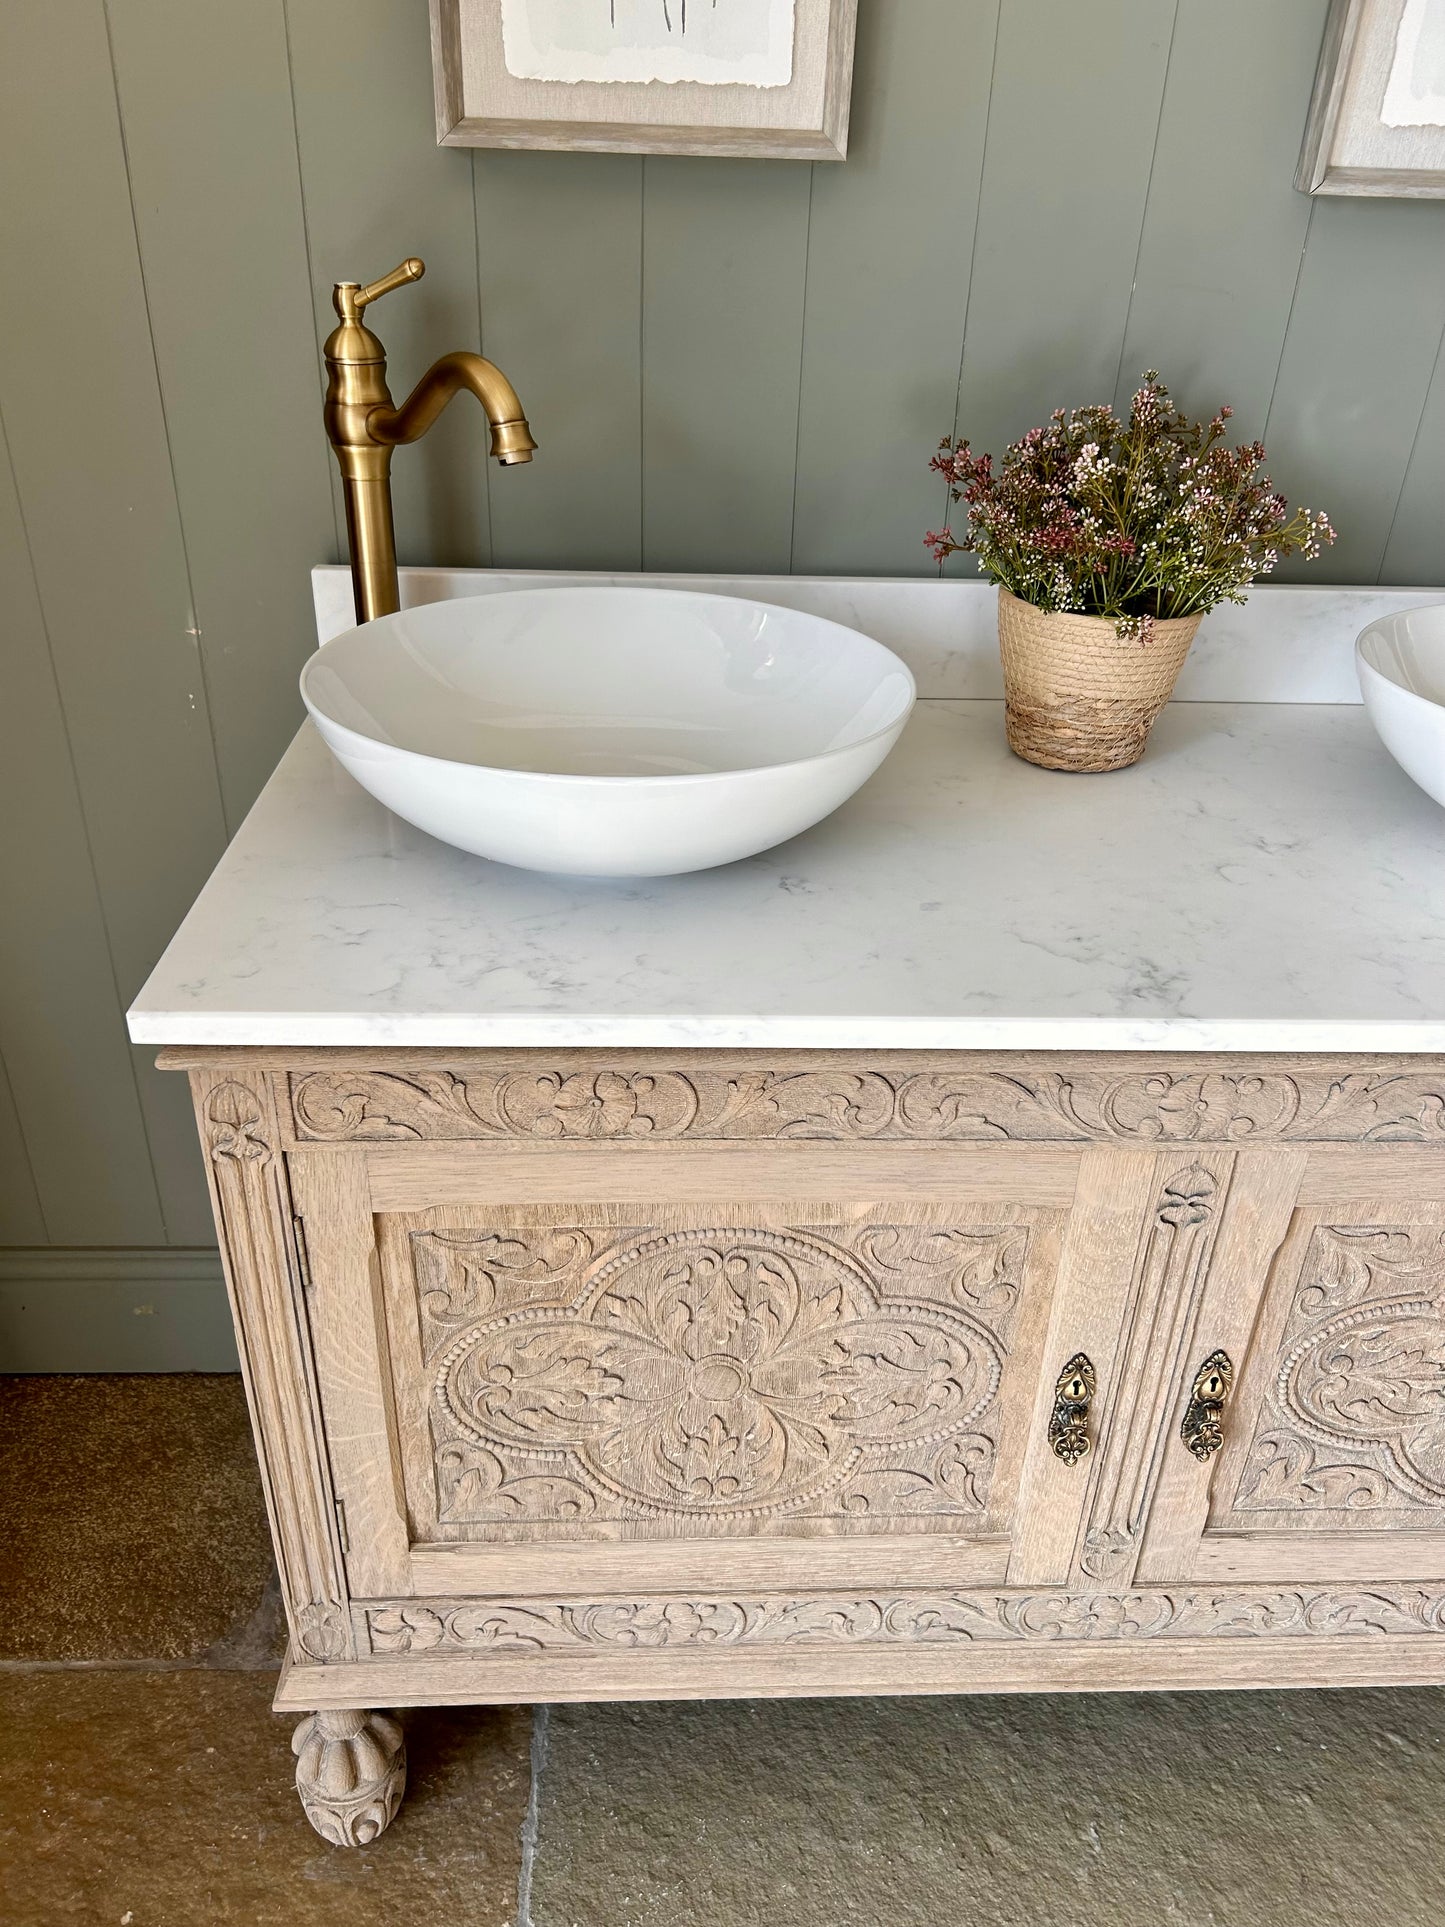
[366,1584,1445,1655]
[289,1063,1445,1146]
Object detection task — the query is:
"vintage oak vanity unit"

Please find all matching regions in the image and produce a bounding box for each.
[131,570,1445,1846]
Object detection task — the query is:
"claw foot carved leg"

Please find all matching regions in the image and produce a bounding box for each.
[292,1709,406,1845]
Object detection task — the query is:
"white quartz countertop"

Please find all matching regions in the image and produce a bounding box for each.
[129,699,1445,1053]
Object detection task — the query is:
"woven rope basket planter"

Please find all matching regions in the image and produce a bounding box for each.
[997,587,1203,773]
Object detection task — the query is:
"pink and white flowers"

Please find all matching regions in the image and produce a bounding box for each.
[926,373,1336,641]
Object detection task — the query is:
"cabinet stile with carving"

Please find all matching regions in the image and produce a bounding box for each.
[174,1049,1445,1842]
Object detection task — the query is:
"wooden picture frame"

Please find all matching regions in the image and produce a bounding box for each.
[429,0,857,159]
[1297,0,1445,196]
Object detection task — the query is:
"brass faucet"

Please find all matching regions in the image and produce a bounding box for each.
[323,257,536,623]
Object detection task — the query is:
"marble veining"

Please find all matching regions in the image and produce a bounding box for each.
[128,699,1445,1050]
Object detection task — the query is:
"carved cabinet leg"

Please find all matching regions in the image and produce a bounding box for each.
[292,1709,406,1845]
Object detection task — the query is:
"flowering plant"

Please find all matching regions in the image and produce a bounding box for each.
[925,373,1335,640]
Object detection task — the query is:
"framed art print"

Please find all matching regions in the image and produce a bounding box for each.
[429,0,858,158]
[1298,0,1445,195]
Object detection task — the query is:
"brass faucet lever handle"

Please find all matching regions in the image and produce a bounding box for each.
[356,257,425,310]
[332,258,426,325]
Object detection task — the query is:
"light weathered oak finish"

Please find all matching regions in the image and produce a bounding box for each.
[372,1194,1063,1565]
[292,1709,406,1846]
[190,1072,352,1666]
[180,1049,1445,1843]
[1131,1149,1309,1585]
[1006,1148,1162,1587]
[272,1624,1445,1713]
[1194,1188,1445,1574]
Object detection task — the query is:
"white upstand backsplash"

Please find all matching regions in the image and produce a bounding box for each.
[312,567,1443,702]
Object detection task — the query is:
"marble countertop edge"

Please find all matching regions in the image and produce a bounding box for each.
[126,1012,1445,1054]
[126,701,1445,1056]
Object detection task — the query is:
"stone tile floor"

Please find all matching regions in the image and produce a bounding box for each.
[0,1377,529,1926]
[532,1691,1445,1927]
[4,1375,1445,1925]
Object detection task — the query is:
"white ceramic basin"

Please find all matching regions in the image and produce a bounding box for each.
[1357,604,1445,809]
[300,586,916,876]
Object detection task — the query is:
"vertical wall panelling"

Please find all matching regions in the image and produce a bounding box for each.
[475,153,645,570]
[640,159,813,574]
[0,0,228,1245]
[106,0,338,827]
[0,1055,45,1246]
[953,0,1178,463]
[791,0,1000,576]
[1,0,1442,1366]
[284,0,493,576]
[1265,197,1445,581]
[1115,0,1325,436]
[124,1044,213,1245]
[1382,330,1445,587]
[0,424,165,1244]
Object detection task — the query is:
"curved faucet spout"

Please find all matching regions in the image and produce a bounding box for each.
[323,258,537,621]
[367,352,537,464]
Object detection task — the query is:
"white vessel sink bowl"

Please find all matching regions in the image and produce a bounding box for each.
[300,586,916,877]
[1357,604,1445,809]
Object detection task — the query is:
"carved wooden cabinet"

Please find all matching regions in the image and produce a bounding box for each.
[174,1048,1445,1843]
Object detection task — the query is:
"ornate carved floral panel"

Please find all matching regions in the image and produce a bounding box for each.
[1223,1218,1445,1527]
[381,1206,1050,1545]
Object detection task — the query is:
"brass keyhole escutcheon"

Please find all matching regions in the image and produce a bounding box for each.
[1048,1352,1096,1465]
[1181,1348,1234,1462]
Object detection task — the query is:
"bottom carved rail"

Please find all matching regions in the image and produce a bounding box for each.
[366,1586,1445,1655]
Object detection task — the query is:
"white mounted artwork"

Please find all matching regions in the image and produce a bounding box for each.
[1298,0,1445,194]
[1381,0,1445,125]
[501,0,797,89]
[430,0,855,157]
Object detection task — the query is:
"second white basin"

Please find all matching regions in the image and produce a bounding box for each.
[300,585,916,876]
[1357,604,1445,809]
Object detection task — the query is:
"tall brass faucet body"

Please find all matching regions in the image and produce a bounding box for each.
[323,257,535,623]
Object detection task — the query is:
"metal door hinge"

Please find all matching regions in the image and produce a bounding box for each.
[292,1214,313,1293]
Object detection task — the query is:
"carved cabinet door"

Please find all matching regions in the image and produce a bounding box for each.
[1134,1147,1445,1593]
[284,1135,1164,1622]
[196,1060,1445,1673]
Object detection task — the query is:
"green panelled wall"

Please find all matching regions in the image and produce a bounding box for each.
[0,0,1442,1364]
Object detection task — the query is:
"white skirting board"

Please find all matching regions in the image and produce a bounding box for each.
[312,565,1444,703]
[0,1247,235,1373]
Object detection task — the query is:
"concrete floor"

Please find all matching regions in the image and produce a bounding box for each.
[4,1376,1445,1925]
